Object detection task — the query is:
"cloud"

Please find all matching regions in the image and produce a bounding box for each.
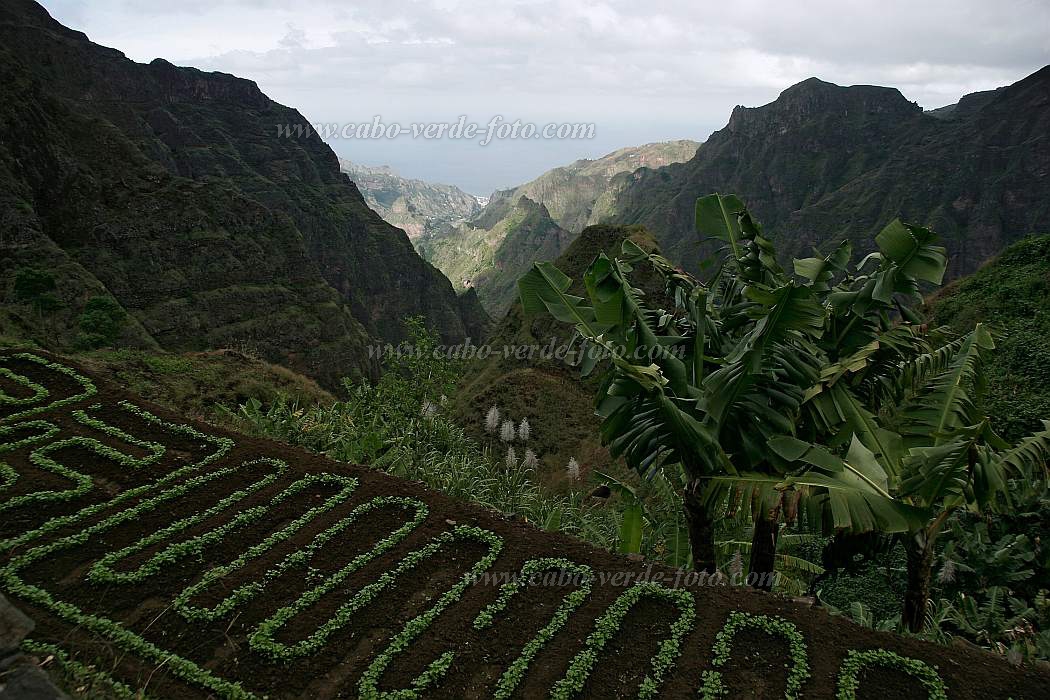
[40,0,1050,191]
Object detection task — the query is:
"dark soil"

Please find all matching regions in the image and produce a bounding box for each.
[2,350,1048,699]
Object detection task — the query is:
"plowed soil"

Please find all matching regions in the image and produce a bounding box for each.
[2,350,1047,699]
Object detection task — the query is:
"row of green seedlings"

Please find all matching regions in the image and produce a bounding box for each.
[0,366,48,405]
[358,556,695,699]
[699,611,810,699]
[836,648,947,700]
[5,411,687,700]
[0,353,97,423]
[695,610,948,700]
[0,372,954,700]
[0,389,482,699]
[1,399,234,554]
[1,400,251,699]
[78,443,687,700]
[0,405,166,516]
[4,397,489,698]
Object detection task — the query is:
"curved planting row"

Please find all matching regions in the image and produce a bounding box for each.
[0,353,97,423]
[0,354,958,698]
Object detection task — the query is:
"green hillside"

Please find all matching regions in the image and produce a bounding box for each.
[418,196,573,315]
[929,235,1050,440]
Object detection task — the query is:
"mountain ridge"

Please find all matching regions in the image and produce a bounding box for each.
[418,195,572,314]
[414,140,698,314]
[600,67,1050,276]
[0,0,489,388]
[339,159,483,240]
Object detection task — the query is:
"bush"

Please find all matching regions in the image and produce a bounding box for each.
[75,296,126,349]
[13,267,60,313]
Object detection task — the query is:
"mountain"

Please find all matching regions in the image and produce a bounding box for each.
[338,159,482,240]
[600,69,1050,277]
[418,196,573,315]
[478,140,700,233]
[0,0,488,389]
[928,235,1050,441]
[415,140,697,315]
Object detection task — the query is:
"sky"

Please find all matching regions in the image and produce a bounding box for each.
[42,0,1050,195]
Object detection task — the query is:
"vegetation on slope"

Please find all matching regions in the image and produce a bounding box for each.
[418,196,573,315]
[414,140,699,313]
[6,349,1045,698]
[928,235,1050,441]
[479,140,700,234]
[520,192,1050,654]
[452,224,663,483]
[0,336,334,421]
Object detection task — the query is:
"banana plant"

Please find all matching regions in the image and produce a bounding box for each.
[519,194,1050,609]
[519,194,920,578]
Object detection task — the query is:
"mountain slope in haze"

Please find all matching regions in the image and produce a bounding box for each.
[418,196,572,315]
[0,0,488,389]
[601,69,1050,277]
[339,159,482,240]
[416,140,697,314]
[477,140,700,234]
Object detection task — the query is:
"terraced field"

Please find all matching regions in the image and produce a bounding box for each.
[1,351,1047,698]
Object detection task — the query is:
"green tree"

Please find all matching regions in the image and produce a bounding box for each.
[13,267,60,314]
[75,296,127,349]
[519,194,1050,621]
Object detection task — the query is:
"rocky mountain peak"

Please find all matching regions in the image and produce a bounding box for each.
[727,77,920,135]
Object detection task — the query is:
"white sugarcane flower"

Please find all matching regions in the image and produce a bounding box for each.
[566,457,580,481]
[938,558,957,584]
[523,448,538,470]
[500,419,516,443]
[518,417,531,442]
[485,405,500,433]
[505,446,517,469]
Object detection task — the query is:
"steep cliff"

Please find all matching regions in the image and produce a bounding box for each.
[0,0,488,388]
[339,159,482,240]
[478,140,700,234]
[602,70,1050,277]
[418,196,573,315]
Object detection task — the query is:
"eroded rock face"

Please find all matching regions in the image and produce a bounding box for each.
[339,160,483,241]
[603,68,1050,278]
[0,0,488,389]
[419,196,574,315]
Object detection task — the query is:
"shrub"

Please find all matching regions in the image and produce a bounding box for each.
[12,267,60,313]
[75,296,127,349]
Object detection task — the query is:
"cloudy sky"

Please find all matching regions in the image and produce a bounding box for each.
[42,0,1050,194]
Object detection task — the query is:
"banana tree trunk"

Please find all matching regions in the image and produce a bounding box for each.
[748,505,781,592]
[903,531,935,633]
[683,489,718,574]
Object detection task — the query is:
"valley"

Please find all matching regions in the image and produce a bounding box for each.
[2,1,1049,698]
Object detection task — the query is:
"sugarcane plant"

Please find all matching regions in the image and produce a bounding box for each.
[518,194,1050,622]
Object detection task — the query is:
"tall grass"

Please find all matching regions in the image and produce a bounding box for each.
[221,318,820,579]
